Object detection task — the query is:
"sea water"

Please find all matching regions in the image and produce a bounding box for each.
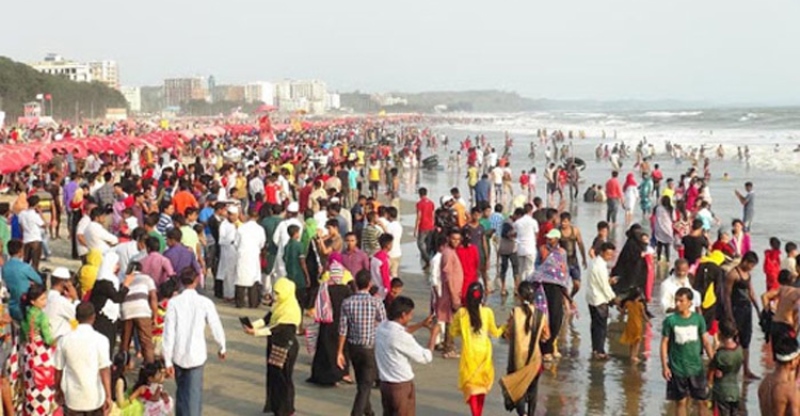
[393,113,799,415]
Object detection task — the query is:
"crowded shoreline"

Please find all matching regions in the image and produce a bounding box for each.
[0,114,797,415]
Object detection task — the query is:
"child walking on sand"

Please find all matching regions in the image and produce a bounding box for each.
[620,288,651,363]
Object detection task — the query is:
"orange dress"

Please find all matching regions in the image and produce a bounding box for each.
[620,300,645,345]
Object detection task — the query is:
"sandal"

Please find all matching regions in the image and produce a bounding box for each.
[442,351,460,359]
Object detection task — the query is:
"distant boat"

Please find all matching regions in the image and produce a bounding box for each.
[564,157,587,171]
[422,155,439,171]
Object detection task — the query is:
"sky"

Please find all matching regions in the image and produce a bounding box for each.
[2,0,799,104]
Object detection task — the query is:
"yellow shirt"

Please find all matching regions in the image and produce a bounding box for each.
[467,167,479,187]
[453,202,468,228]
[357,151,366,166]
[369,165,381,182]
[449,306,505,399]
[662,187,675,201]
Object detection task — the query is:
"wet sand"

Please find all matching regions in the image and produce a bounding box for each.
[396,127,797,415]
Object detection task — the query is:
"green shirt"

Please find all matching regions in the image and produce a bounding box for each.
[21,307,54,346]
[149,230,166,253]
[479,218,492,233]
[260,216,282,254]
[711,345,743,402]
[0,217,9,256]
[284,239,306,289]
[662,312,706,377]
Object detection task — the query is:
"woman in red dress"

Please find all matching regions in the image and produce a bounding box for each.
[456,229,480,305]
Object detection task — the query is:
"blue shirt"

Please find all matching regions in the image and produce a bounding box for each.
[474,179,490,203]
[198,207,214,236]
[2,258,42,321]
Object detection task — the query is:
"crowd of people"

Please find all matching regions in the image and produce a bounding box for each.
[0,116,796,416]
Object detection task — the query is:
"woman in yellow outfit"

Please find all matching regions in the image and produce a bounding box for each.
[450,282,505,416]
[78,248,102,297]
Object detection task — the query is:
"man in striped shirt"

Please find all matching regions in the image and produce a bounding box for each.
[337,270,386,416]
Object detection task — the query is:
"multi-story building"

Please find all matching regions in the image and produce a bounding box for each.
[244,82,274,105]
[325,93,341,110]
[89,60,119,90]
[212,85,246,102]
[274,79,328,114]
[29,54,92,83]
[120,86,141,113]
[163,77,208,108]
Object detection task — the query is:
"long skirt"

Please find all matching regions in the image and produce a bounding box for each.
[265,324,299,416]
[22,337,57,416]
[307,321,348,385]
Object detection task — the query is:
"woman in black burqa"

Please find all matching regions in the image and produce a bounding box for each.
[611,224,648,298]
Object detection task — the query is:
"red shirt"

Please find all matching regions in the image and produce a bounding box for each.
[605,177,622,200]
[416,197,435,232]
[298,184,312,213]
[264,183,280,205]
[457,245,479,302]
[537,221,554,249]
[519,173,529,186]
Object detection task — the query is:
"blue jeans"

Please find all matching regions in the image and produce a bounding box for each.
[175,365,204,416]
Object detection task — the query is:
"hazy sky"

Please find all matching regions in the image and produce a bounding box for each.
[3,0,798,104]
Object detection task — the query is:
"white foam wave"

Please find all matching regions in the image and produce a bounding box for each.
[643,111,704,117]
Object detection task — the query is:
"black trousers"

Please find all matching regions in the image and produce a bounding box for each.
[349,344,376,416]
[93,315,119,358]
[589,303,610,354]
[235,284,261,308]
[541,283,564,355]
[70,209,82,259]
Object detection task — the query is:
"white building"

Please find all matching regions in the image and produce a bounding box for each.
[244,81,274,105]
[29,54,92,83]
[120,86,141,113]
[325,93,341,110]
[89,60,120,90]
[274,79,328,114]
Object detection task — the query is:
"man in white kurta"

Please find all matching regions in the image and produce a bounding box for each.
[216,206,238,300]
[234,210,266,308]
[272,202,304,278]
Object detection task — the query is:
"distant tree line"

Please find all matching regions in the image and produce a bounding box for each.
[0,56,127,121]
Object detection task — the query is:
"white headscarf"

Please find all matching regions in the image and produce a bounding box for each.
[96,251,121,322]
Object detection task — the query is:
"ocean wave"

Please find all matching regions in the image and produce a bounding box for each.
[643,111,704,118]
[563,112,609,118]
[739,112,760,122]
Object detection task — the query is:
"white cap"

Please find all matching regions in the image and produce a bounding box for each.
[287,202,299,212]
[51,267,70,280]
[227,205,240,215]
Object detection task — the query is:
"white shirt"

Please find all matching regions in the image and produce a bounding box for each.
[660,274,701,313]
[375,320,433,383]
[18,208,44,244]
[514,215,539,257]
[84,221,119,253]
[386,220,403,259]
[55,324,111,412]
[121,273,156,320]
[234,220,266,287]
[115,241,143,280]
[492,166,505,185]
[429,252,442,297]
[586,257,617,306]
[76,215,93,256]
[45,289,77,340]
[162,289,226,369]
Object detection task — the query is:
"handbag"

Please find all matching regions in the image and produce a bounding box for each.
[268,344,290,369]
[500,313,546,409]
